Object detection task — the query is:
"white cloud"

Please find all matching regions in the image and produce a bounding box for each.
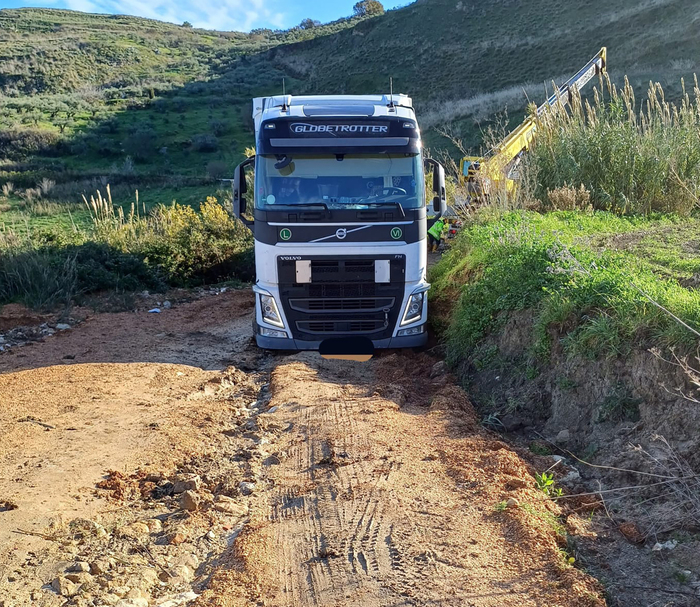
[45,0,291,31]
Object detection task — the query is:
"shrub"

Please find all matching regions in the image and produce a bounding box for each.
[70,241,166,293]
[0,129,60,159]
[86,189,253,285]
[0,248,77,310]
[98,118,120,134]
[123,127,157,162]
[191,133,218,152]
[209,119,227,136]
[0,235,165,309]
[207,160,228,179]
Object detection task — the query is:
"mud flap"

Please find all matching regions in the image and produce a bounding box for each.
[319,337,374,362]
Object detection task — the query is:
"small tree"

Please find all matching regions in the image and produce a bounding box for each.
[299,18,321,29]
[55,118,74,134]
[353,0,384,17]
[181,21,193,28]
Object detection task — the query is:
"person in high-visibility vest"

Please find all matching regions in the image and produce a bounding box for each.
[427,216,446,253]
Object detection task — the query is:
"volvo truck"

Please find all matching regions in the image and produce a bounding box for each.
[232,94,446,357]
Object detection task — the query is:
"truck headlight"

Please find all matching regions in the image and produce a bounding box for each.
[397,325,425,336]
[259,327,287,338]
[260,294,284,328]
[401,292,424,325]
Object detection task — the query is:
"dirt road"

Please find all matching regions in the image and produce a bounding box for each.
[0,289,604,606]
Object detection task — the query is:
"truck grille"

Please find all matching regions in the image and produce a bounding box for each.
[277,255,405,340]
[289,297,394,313]
[296,320,387,334]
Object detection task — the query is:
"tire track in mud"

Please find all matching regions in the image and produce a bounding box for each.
[217,352,608,607]
[265,362,400,607]
[272,376,396,606]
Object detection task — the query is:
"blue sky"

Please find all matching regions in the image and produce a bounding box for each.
[3,0,408,32]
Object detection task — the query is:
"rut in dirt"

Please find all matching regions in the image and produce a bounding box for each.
[199,352,604,607]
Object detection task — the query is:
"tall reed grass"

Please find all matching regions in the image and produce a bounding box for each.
[527,75,700,215]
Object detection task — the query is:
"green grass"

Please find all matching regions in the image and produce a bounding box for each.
[521,503,566,538]
[431,210,700,366]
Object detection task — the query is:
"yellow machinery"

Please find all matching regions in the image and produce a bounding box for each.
[459,48,607,199]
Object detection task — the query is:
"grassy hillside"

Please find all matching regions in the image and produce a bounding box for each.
[1,0,700,230]
[0,8,365,226]
[263,0,700,136]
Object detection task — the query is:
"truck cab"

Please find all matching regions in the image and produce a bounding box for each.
[232,94,446,356]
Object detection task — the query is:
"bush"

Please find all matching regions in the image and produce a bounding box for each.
[207,160,228,179]
[191,133,218,152]
[0,248,77,310]
[70,241,166,293]
[209,119,227,135]
[87,191,253,285]
[0,129,60,160]
[123,127,157,162]
[0,228,165,308]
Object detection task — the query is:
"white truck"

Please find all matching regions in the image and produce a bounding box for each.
[232,94,446,358]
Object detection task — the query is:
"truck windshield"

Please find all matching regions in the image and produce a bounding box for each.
[255,153,424,210]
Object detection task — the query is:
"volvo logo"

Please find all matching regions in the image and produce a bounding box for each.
[335,228,348,240]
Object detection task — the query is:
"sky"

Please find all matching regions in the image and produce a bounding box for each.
[3,0,408,32]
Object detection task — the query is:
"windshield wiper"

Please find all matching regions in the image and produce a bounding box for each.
[360,201,406,217]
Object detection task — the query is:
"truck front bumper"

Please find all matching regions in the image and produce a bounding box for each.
[254,322,428,351]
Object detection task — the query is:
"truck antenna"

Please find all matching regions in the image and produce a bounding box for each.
[389,77,395,109]
[281,78,290,111]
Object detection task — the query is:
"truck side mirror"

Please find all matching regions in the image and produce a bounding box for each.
[233,155,255,227]
[425,158,447,216]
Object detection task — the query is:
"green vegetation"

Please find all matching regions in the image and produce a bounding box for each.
[2,0,700,226]
[528,77,700,215]
[0,191,253,309]
[0,7,381,229]
[3,1,700,311]
[596,384,642,422]
[432,211,700,365]
[535,472,563,498]
[528,442,552,457]
[432,73,700,379]
[521,503,566,537]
